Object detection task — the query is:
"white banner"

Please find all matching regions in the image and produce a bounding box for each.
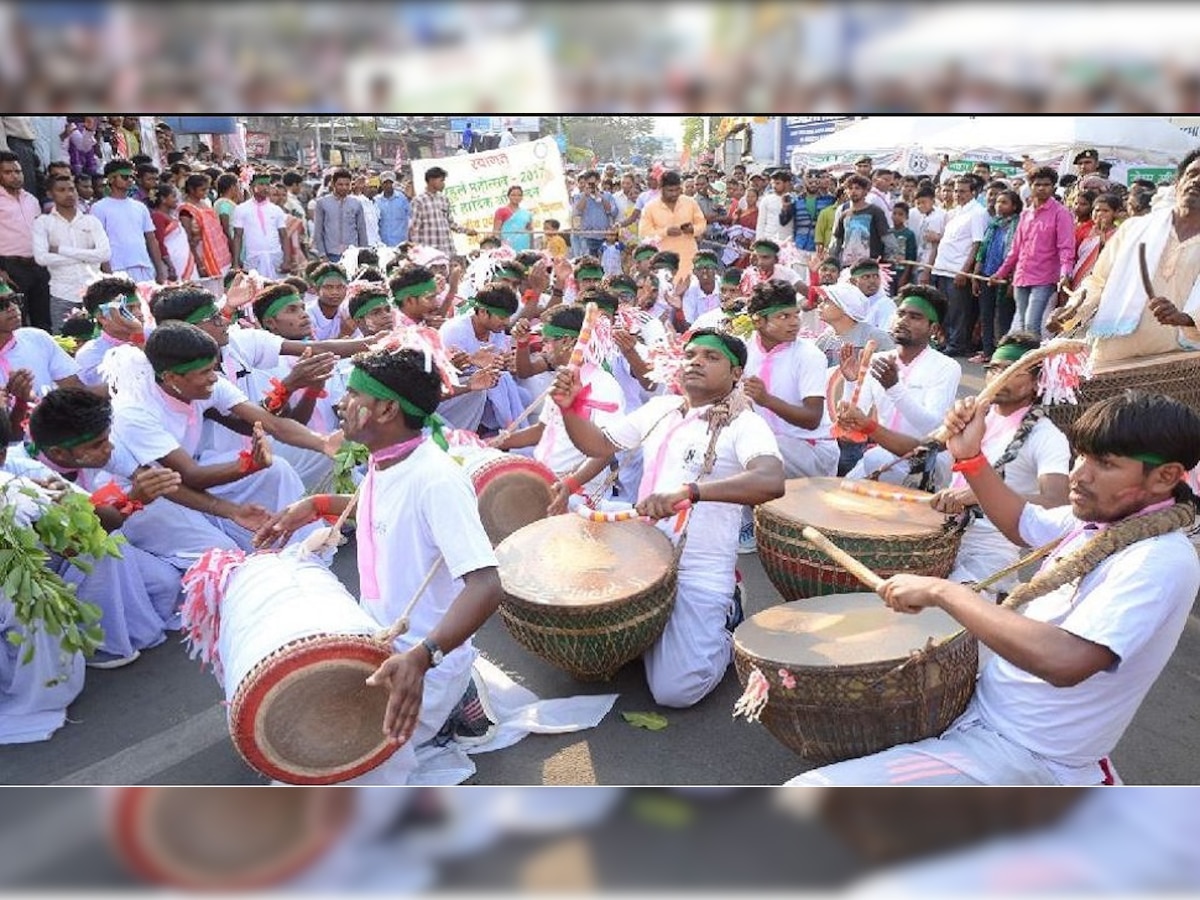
[411,136,570,255]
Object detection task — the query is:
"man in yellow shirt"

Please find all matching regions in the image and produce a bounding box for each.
[638,171,707,283]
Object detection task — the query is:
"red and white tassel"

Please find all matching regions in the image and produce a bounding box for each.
[1038,346,1093,406]
[179,548,248,681]
[732,666,770,723]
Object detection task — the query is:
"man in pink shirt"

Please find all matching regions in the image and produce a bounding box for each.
[990,166,1075,340]
[0,151,52,331]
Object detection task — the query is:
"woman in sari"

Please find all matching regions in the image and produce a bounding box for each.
[148,184,196,282]
[732,185,760,268]
[271,182,307,276]
[1069,192,1120,291]
[492,184,533,252]
[179,174,233,279]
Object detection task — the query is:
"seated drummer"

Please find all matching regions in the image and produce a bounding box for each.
[836,284,962,486]
[255,346,504,783]
[788,390,1200,785]
[930,332,1070,596]
[492,305,624,512]
[554,329,786,708]
[1050,149,1200,364]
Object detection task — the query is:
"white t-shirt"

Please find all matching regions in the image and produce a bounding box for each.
[846,345,962,438]
[231,198,286,255]
[603,396,781,593]
[358,440,498,667]
[932,201,989,276]
[743,334,831,442]
[909,206,947,265]
[533,363,624,492]
[755,191,794,247]
[203,326,286,456]
[975,502,1200,778]
[681,282,721,326]
[89,196,154,273]
[0,327,79,395]
[306,296,349,342]
[74,331,139,387]
[862,290,897,331]
[116,378,247,464]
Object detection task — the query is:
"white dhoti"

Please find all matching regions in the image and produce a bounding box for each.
[200,452,316,551]
[777,435,840,479]
[119,499,243,569]
[643,571,735,709]
[0,595,85,744]
[243,249,283,280]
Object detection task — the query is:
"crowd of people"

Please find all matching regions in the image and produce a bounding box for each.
[3,117,1200,787]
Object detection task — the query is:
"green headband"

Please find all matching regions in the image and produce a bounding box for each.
[392,279,437,301]
[37,427,106,452]
[540,324,580,340]
[498,265,525,280]
[693,257,719,270]
[722,271,743,286]
[472,301,511,319]
[261,291,304,322]
[347,367,448,451]
[352,295,392,320]
[898,296,941,324]
[990,343,1035,364]
[251,174,271,184]
[0,282,13,295]
[184,303,219,325]
[753,303,797,320]
[634,248,657,261]
[314,271,347,286]
[1130,452,1169,466]
[575,266,604,280]
[686,334,740,367]
[752,242,779,255]
[109,167,134,178]
[162,355,217,376]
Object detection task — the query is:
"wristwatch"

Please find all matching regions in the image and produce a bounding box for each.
[420,637,444,668]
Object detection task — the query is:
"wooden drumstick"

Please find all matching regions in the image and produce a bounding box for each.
[375,556,445,645]
[800,526,885,593]
[927,338,1090,444]
[1138,242,1156,298]
[302,485,362,555]
[844,339,877,411]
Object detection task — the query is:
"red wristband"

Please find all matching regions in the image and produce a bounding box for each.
[861,419,879,437]
[562,474,584,496]
[311,493,339,523]
[686,482,701,505]
[89,483,144,517]
[237,450,263,474]
[302,386,328,400]
[951,452,989,476]
[262,377,293,414]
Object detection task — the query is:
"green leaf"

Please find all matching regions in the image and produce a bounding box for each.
[6,631,23,646]
[621,711,669,731]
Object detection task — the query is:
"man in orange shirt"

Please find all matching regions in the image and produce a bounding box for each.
[638,170,707,283]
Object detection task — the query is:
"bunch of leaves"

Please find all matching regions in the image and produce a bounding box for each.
[330,440,370,495]
[2,485,124,663]
[725,313,756,340]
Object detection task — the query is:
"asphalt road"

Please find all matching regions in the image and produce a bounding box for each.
[7,366,1200,786]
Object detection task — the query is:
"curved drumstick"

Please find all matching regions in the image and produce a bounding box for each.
[927,338,1089,444]
[301,485,362,555]
[574,499,692,523]
[1138,242,1155,298]
[830,340,877,442]
[497,302,602,439]
[375,556,444,645]
[800,526,885,593]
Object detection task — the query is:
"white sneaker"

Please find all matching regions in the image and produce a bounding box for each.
[737,521,757,555]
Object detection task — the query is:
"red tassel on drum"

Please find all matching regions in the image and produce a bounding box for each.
[180,548,250,681]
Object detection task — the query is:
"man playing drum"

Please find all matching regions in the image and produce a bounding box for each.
[789,390,1200,785]
[930,331,1070,596]
[554,329,786,708]
[838,284,962,487]
[255,346,504,782]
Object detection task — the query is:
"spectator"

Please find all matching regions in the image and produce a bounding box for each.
[571,169,617,257]
[407,166,475,259]
[375,172,411,246]
[972,188,1023,362]
[312,168,368,261]
[931,176,989,356]
[90,158,169,284]
[32,173,111,332]
[0,150,55,330]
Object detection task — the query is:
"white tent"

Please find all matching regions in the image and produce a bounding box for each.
[928,117,1200,168]
[791,116,971,176]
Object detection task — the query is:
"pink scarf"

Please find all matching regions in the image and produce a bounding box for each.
[1039,497,1178,576]
[356,436,425,601]
[752,333,791,434]
[638,403,703,503]
[948,405,1029,491]
[886,347,929,432]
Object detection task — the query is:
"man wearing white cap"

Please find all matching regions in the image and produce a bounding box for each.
[814,282,895,367]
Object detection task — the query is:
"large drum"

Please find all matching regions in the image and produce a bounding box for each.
[454,447,557,545]
[755,477,964,599]
[733,593,978,764]
[495,514,677,681]
[1044,350,1200,433]
[182,548,394,785]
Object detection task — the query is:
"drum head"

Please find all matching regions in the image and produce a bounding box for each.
[110,787,354,889]
[232,635,395,785]
[735,593,963,668]
[762,477,947,537]
[472,457,557,546]
[496,514,674,608]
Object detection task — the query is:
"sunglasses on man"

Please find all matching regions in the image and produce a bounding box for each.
[0,292,26,310]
